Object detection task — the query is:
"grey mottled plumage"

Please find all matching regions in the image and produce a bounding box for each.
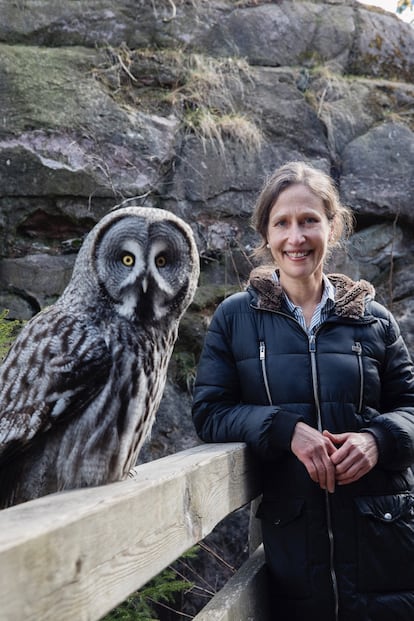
[0,207,199,508]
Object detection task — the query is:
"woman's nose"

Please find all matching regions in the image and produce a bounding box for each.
[288,224,305,244]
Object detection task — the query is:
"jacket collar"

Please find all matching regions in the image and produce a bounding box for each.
[248,267,375,320]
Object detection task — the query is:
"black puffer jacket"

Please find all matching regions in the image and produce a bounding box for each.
[192,270,414,621]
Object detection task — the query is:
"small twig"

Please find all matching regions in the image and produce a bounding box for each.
[116,51,137,82]
[198,541,237,573]
[147,596,194,618]
[163,0,177,22]
[111,191,153,211]
[172,561,216,594]
[317,87,327,117]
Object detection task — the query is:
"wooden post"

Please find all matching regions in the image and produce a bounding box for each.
[192,545,270,621]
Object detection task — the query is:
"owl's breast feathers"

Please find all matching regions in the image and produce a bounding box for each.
[0,303,177,506]
[0,308,113,501]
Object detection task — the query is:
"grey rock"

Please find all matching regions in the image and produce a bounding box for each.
[0,44,180,198]
[348,7,414,81]
[199,3,356,69]
[340,122,414,224]
[0,254,75,309]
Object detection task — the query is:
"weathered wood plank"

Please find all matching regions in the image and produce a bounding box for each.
[0,443,261,621]
[193,545,270,621]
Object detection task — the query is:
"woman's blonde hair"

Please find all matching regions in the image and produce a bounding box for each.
[251,161,354,261]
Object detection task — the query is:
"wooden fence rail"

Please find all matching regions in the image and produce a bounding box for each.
[0,443,263,621]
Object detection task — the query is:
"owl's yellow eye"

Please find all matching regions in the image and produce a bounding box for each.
[155,255,167,268]
[121,253,135,267]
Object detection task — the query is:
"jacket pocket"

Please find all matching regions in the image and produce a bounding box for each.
[354,493,414,592]
[256,498,310,598]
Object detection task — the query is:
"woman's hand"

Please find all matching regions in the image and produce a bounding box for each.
[323,430,379,485]
[291,422,337,493]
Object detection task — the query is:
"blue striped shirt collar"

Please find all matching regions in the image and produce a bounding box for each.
[271,271,335,333]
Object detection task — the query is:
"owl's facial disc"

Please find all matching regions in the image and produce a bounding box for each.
[94,213,195,323]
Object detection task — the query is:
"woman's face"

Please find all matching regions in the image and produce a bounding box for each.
[266,183,332,286]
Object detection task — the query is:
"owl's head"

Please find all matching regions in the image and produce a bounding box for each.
[68,207,199,324]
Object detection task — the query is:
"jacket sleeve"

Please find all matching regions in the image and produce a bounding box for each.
[364,308,414,470]
[192,301,303,459]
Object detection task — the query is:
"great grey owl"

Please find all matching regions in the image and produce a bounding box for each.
[0,206,199,509]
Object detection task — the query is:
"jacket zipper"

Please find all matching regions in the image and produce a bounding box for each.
[352,341,363,414]
[257,310,301,408]
[308,333,339,621]
[260,331,340,618]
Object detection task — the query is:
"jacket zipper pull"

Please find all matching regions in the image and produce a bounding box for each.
[308,333,316,352]
[259,341,273,405]
[259,341,265,360]
[352,342,362,355]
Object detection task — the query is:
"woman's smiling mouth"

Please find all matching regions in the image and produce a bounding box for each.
[285,251,311,259]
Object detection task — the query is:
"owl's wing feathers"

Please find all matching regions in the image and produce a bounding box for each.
[0,309,112,464]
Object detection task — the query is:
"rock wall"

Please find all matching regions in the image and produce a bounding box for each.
[1,0,414,473]
[1,1,413,614]
[1,0,414,446]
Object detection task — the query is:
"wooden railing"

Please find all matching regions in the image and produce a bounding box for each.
[0,443,270,621]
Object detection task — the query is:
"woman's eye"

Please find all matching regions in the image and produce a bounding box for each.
[155,255,167,268]
[121,253,135,267]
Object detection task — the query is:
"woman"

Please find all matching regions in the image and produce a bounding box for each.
[192,161,414,620]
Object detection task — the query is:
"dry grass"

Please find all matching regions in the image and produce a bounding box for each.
[94,46,263,154]
[165,54,263,152]
[187,111,263,153]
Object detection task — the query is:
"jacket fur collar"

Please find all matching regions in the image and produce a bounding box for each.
[248,267,375,320]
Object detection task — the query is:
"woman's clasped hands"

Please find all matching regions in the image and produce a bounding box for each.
[291,422,379,493]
